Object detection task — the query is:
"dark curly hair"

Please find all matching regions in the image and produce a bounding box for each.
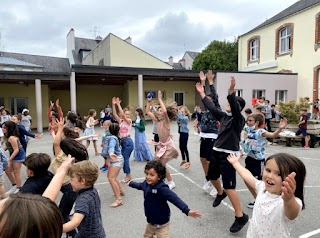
[145,160,166,180]
[60,138,89,162]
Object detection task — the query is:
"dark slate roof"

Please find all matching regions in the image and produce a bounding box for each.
[186,51,199,60]
[74,37,102,64]
[244,0,320,35]
[173,62,185,70]
[75,37,101,51]
[0,52,70,72]
[0,57,42,68]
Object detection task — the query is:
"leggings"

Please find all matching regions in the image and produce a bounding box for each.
[179,132,189,162]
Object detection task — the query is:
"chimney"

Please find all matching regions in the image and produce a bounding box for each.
[168,56,173,66]
[95,35,103,40]
[125,36,132,44]
[66,28,75,51]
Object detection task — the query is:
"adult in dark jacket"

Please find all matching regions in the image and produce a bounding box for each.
[129,160,201,237]
[196,76,249,234]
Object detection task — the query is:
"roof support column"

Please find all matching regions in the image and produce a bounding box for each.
[70,72,77,112]
[138,74,143,108]
[35,79,43,133]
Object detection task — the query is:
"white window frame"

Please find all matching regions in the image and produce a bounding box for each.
[9,97,28,115]
[252,90,265,99]
[250,39,258,61]
[234,89,243,97]
[275,90,287,104]
[279,27,291,54]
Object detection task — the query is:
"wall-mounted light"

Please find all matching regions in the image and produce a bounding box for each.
[101,78,106,81]
[18,81,24,85]
[169,78,173,81]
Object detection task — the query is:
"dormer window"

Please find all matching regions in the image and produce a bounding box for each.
[81,50,90,60]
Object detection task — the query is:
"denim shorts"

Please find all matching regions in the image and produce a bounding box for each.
[11,148,26,163]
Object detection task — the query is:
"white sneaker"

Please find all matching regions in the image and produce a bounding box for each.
[209,186,218,197]
[5,185,18,195]
[167,181,176,190]
[202,180,213,193]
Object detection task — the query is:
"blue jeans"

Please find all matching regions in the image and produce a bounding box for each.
[60,183,78,237]
[120,136,134,174]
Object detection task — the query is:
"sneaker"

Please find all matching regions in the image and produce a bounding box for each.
[5,185,18,195]
[212,191,227,207]
[247,199,255,209]
[101,166,108,172]
[209,186,218,197]
[229,213,249,233]
[167,181,176,190]
[202,180,212,192]
[13,188,20,194]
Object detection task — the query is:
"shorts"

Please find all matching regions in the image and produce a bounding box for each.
[245,156,265,180]
[12,148,26,163]
[200,138,215,161]
[0,175,4,185]
[207,150,236,189]
[144,222,170,238]
[296,128,307,137]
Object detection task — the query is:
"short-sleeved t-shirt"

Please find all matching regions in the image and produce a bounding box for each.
[247,181,302,238]
[74,187,106,238]
[21,115,32,129]
[242,126,267,160]
[299,115,308,130]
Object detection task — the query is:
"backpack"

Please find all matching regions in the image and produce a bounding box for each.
[101,135,119,158]
[200,110,219,133]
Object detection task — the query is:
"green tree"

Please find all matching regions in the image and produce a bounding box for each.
[192,39,238,71]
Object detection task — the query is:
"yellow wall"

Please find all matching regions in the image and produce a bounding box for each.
[76,84,124,117]
[82,37,111,66]
[0,84,49,129]
[126,80,196,111]
[109,34,172,69]
[238,5,320,99]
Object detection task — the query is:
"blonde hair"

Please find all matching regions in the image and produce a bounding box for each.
[69,161,99,186]
[103,120,112,127]
[180,106,191,118]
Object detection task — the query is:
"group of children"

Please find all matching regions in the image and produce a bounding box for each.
[0,74,308,237]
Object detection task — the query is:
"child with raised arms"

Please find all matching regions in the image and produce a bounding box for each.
[128,160,201,237]
[146,90,179,190]
[227,153,306,237]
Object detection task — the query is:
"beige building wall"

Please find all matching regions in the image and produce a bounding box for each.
[238,5,320,99]
[82,37,111,66]
[125,80,196,111]
[216,72,297,112]
[76,84,123,117]
[109,34,172,69]
[0,84,49,129]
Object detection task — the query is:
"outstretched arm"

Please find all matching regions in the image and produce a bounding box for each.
[207,70,221,110]
[282,172,301,220]
[158,90,169,122]
[53,117,64,156]
[146,97,158,122]
[227,153,257,190]
[116,97,131,124]
[263,118,287,138]
[112,97,121,123]
[56,99,63,119]
[47,100,54,122]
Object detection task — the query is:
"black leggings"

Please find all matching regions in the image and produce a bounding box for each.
[179,132,189,162]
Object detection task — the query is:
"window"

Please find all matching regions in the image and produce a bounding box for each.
[173,91,185,106]
[275,90,287,104]
[252,90,265,99]
[10,97,28,115]
[235,89,243,97]
[144,91,166,100]
[250,39,258,61]
[0,97,4,107]
[247,36,260,64]
[279,27,291,53]
[315,13,320,50]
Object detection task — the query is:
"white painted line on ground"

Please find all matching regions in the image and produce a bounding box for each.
[167,164,235,212]
[299,228,320,238]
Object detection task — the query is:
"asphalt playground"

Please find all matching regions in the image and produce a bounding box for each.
[8,121,320,238]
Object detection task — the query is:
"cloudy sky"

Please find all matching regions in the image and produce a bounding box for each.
[0,0,298,62]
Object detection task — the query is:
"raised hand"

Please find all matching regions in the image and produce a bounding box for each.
[188,209,202,218]
[279,118,288,129]
[50,100,54,108]
[112,97,117,105]
[207,70,215,84]
[227,153,241,165]
[195,82,204,93]
[282,172,296,202]
[58,154,75,172]
[56,117,65,129]
[199,71,206,81]
[116,97,121,105]
[229,76,236,93]
[158,90,163,100]
[55,99,60,107]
